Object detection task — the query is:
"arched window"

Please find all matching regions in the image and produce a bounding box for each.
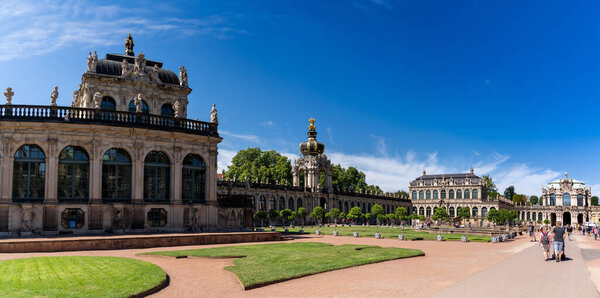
[100,96,116,110]
[279,197,285,210]
[362,202,366,213]
[490,207,496,210]
[259,196,266,210]
[419,190,424,200]
[269,197,276,210]
[128,100,149,114]
[288,197,295,211]
[464,189,470,199]
[426,190,431,200]
[412,207,417,215]
[419,207,424,216]
[441,190,446,199]
[550,194,556,206]
[457,189,462,199]
[472,207,478,217]
[449,207,455,217]
[102,148,132,200]
[57,146,89,201]
[144,151,170,202]
[148,208,167,227]
[577,194,584,206]
[527,212,530,221]
[481,207,487,217]
[13,145,46,201]
[161,103,175,117]
[182,154,205,202]
[344,201,349,213]
[449,190,455,199]
[532,212,536,221]
[562,193,571,206]
[472,189,478,199]
[297,198,303,209]
[412,191,417,200]
[426,207,432,217]
[538,212,543,221]
[433,190,439,200]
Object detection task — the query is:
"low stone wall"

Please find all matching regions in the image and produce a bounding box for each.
[0,232,280,253]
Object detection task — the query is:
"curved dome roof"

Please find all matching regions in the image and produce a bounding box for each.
[545,178,586,190]
[95,54,180,86]
[299,118,325,156]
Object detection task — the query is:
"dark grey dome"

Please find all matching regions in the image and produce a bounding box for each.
[94,54,180,86]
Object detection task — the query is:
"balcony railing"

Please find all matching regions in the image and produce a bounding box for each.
[0,105,219,137]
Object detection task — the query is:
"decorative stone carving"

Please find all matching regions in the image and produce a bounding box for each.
[150,64,162,83]
[179,66,188,86]
[174,101,180,118]
[21,206,34,233]
[4,87,13,105]
[134,52,146,76]
[93,92,102,109]
[112,207,125,229]
[86,51,97,73]
[50,86,59,106]
[135,93,143,113]
[71,90,79,107]
[121,59,132,77]
[210,104,218,124]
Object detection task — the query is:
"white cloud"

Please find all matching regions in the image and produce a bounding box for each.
[493,165,559,197]
[217,148,237,173]
[0,0,245,61]
[370,134,388,157]
[260,121,275,127]
[220,130,261,144]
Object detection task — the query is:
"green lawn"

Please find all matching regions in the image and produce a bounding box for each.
[144,242,423,289]
[270,226,492,242]
[0,256,166,298]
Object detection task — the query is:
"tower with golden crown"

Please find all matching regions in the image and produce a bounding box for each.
[292,118,332,193]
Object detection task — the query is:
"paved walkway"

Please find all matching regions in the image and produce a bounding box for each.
[433,235,599,298]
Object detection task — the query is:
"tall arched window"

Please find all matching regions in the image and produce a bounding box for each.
[426,207,432,217]
[144,151,170,202]
[412,191,417,200]
[562,193,571,206]
[433,190,439,200]
[13,145,46,201]
[464,189,470,199]
[279,197,285,210]
[102,148,131,200]
[457,189,462,199]
[419,207,424,216]
[128,100,149,113]
[100,96,116,110]
[426,190,431,200]
[449,190,455,199]
[550,194,556,206]
[344,201,348,213]
[259,196,266,210]
[441,190,446,199]
[57,146,89,201]
[481,207,487,217]
[449,207,455,217]
[288,197,295,211]
[472,207,478,217]
[269,197,276,210]
[577,194,584,206]
[538,212,543,221]
[532,212,536,221]
[419,190,424,200]
[472,189,478,199]
[182,154,205,203]
[297,198,303,209]
[161,103,175,117]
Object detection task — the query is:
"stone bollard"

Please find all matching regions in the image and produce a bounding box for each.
[284,228,289,233]
[398,234,405,240]
[299,229,304,233]
[461,235,469,242]
[333,230,339,236]
[353,232,359,237]
[437,235,444,241]
[491,236,498,243]
[316,230,321,235]
[375,233,382,239]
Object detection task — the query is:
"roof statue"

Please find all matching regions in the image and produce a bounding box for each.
[299,117,325,156]
[50,86,58,106]
[71,90,79,107]
[93,92,102,109]
[125,33,134,56]
[179,66,188,87]
[174,101,180,118]
[86,51,97,73]
[135,93,143,113]
[210,104,218,124]
[4,87,13,105]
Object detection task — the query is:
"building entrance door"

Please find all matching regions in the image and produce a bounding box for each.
[578,214,584,225]
[562,212,571,225]
[551,213,557,226]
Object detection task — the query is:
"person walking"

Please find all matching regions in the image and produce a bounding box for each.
[540,226,552,261]
[552,221,566,262]
[567,224,573,241]
[578,225,582,235]
[594,226,599,241]
[529,223,536,242]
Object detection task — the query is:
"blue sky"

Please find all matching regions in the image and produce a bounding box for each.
[2,0,600,195]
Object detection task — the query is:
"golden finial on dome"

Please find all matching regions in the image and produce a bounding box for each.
[125,33,134,56]
[308,117,316,131]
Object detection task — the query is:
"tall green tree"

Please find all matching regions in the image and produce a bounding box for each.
[268,209,279,226]
[371,204,384,225]
[279,209,293,226]
[395,190,409,199]
[309,207,326,225]
[481,174,498,198]
[432,207,449,223]
[512,194,527,205]
[253,211,267,227]
[529,195,539,205]
[504,186,516,201]
[223,148,293,185]
[330,165,368,192]
[395,207,408,224]
[338,212,346,222]
[457,207,470,226]
[297,207,307,226]
[325,208,341,224]
[347,206,363,224]
[592,196,599,206]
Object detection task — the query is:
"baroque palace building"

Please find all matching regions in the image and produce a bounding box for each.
[0,35,253,236]
[409,169,514,224]
[217,118,412,218]
[517,172,600,226]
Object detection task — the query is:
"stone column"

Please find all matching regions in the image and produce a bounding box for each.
[0,138,11,202]
[172,147,182,204]
[208,147,218,202]
[45,139,58,203]
[90,142,102,203]
[133,143,144,203]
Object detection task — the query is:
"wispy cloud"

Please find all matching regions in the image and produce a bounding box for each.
[0,0,245,61]
[370,134,388,156]
[260,121,275,127]
[220,130,261,144]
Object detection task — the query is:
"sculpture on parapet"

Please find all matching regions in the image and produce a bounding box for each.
[86,51,97,73]
[4,87,13,105]
[174,101,180,118]
[134,52,146,76]
[135,93,143,113]
[50,86,59,106]
[150,64,162,83]
[93,92,102,109]
[179,66,188,86]
[121,59,132,77]
[71,90,79,107]
[210,104,218,124]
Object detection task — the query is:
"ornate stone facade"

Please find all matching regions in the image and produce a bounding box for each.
[409,169,514,223]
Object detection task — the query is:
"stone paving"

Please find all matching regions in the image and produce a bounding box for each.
[0,233,598,297]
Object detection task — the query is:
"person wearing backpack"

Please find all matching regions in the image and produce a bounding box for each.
[539,226,552,261]
[552,221,566,262]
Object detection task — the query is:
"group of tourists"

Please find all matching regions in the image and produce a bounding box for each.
[538,221,566,262]
[577,224,600,240]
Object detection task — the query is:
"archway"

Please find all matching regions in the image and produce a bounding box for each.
[563,212,571,225]
[550,213,556,226]
[577,214,584,225]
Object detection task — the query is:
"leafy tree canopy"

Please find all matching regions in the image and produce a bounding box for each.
[481,175,498,198]
[592,196,599,206]
[504,185,516,201]
[224,148,292,185]
[395,207,408,220]
[347,206,363,220]
[371,204,384,217]
[529,195,539,205]
[432,207,449,221]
